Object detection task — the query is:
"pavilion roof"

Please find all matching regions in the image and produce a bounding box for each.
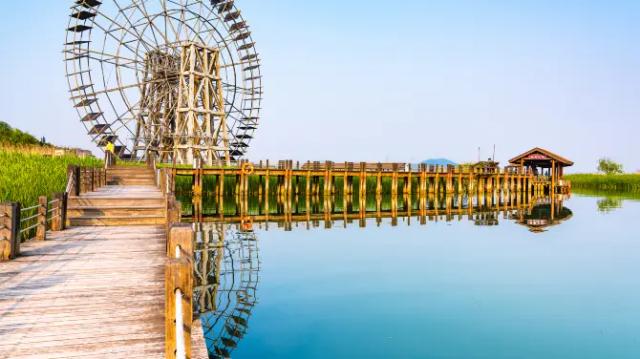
[509,147,574,167]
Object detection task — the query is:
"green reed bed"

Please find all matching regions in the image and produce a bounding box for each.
[566,174,640,193]
[0,148,102,205]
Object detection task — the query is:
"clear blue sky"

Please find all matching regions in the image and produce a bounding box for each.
[0,0,638,172]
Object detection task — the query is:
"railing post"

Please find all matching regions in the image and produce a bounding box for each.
[51,193,62,232]
[91,168,95,192]
[61,192,68,231]
[36,196,48,241]
[80,167,86,194]
[165,225,194,359]
[67,165,79,196]
[160,169,168,194]
[0,202,20,261]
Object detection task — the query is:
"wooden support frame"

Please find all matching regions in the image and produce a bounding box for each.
[174,42,230,166]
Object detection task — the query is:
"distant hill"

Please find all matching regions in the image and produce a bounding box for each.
[421,158,457,166]
[0,121,48,146]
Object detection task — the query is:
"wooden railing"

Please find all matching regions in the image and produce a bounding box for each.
[204,160,535,176]
[159,167,194,359]
[165,225,194,359]
[0,165,104,262]
[66,165,107,196]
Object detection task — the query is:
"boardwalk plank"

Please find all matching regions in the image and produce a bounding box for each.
[0,184,209,358]
[0,185,171,358]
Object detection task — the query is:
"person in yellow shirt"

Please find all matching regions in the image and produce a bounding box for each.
[105,141,116,166]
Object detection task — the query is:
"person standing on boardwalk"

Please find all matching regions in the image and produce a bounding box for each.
[105,141,116,167]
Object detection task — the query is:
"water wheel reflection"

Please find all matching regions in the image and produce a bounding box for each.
[193,223,260,358]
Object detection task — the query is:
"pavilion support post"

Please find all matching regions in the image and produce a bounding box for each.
[551,159,557,194]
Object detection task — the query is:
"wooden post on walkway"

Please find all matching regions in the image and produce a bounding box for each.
[0,202,20,261]
[36,196,48,241]
[419,166,426,196]
[51,193,65,232]
[165,225,194,359]
[407,165,413,196]
[360,162,367,200]
[68,166,79,196]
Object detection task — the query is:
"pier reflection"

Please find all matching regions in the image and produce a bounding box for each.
[189,193,572,357]
[181,192,573,232]
[193,224,260,359]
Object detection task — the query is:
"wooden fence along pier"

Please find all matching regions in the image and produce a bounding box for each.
[0,147,572,357]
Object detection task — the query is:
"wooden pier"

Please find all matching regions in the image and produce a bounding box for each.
[0,148,573,357]
[0,167,207,359]
[0,225,167,358]
[176,162,538,196]
[173,150,574,221]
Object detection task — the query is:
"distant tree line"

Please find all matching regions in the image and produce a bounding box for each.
[0,121,49,146]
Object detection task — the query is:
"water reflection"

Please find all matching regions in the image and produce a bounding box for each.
[597,197,624,213]
[193,223,260,359]
[189,193,574,357]
[180,192,573,232]
[516,197,573,232]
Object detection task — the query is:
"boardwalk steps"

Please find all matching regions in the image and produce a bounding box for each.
[67,167,165,227]
[107,166,156,186]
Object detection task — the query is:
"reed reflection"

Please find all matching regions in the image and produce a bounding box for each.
[180,192,572,232]
[193,223,260,359]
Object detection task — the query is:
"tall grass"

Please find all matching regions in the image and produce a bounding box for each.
[565,174,640,193]
[0,146,102,205]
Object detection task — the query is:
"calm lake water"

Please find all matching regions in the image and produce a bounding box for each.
[192,193,640,359]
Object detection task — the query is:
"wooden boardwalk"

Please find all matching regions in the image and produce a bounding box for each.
[0,184,208,359]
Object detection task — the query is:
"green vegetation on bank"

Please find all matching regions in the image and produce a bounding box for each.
[0,147,102,205]
[566,174,640,193]
[0,121,48,146]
